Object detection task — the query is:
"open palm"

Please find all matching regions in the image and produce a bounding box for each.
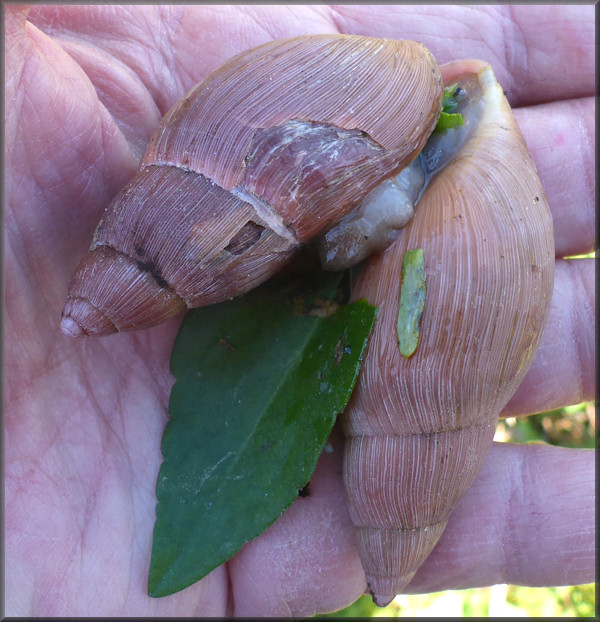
[6,5,595,616]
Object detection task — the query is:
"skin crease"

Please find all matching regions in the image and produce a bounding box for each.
[5,4,595,617]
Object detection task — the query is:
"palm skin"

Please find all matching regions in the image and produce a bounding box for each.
[5,4,595,617]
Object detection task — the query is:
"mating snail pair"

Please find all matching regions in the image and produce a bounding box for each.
[61,35,554,605]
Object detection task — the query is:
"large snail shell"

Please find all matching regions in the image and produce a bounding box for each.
[342,60,554,605]
[61,35,443,337]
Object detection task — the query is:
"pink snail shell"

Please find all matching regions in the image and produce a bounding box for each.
[342,59,554,605]
[61,35,443,337]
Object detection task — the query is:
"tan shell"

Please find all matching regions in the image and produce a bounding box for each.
[342,61,554,605]
[61,35,443,337]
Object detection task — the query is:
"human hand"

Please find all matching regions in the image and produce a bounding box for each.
[6,4,594,617]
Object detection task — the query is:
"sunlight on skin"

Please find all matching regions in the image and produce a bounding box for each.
[5,4,595,617]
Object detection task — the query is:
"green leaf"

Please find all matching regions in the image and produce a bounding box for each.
[148,270,377,597]
[397,248,426,358]
[436,83,465,131]
[436,111,464,130]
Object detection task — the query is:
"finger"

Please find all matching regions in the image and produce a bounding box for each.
[5,15,139,354]
[29,5,595,113]
[502,258,595,418]
[514,98,595,258]
[27,5,175,149]
[227,428,366,617]
[227,429,595,615]
[327,4,595,106]
[407,442,595,593]
[28,6,595,262]
[26,5,337,114]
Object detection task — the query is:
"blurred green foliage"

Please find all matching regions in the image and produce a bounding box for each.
[321,401,596,617]
[495,402,595,448]
[322,583,596,617]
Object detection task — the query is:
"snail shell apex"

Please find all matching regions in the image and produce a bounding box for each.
[62,35,443,337]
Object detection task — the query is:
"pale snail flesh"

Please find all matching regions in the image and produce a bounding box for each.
[342,59,554,605]
[61,35,444,337]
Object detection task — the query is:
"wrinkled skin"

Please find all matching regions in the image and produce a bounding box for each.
[5,4,595,617]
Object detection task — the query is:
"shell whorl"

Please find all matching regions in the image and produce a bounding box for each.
[62,35,443,337]
[342,62,554,605]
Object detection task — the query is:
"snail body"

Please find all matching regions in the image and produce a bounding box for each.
[61,35,443,337]
[343,60,554,605]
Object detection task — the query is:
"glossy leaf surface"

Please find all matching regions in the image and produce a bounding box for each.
[149,271,377,597]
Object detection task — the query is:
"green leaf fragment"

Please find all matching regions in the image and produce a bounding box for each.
[397,248,426,358]
[436,82,464,131]
[148,270,377,597]
[437,111,464,130]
